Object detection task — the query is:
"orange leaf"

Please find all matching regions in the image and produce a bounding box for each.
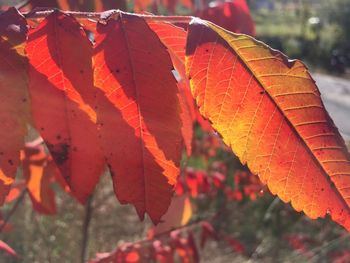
[147,21,187,80]
[26,11,105,204]
[147,22,194,155]
[178,80,194,155]
[186,19,350,231]
[4,181,25,203]
[0,8,30,204]
[22,143,57,214]
[93,14,182,223]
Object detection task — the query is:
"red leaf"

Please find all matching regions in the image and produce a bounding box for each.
[197,0,255,36]
[211,171,225,189]
[0,240,18,258]
[175,177,185,196]
[0,211,13,233]
[187,230,199,263]
[147,22,194,155]
[185,169,199,197]
[285,234,315,257]
[154,240,175,263]
[222,234,245,255]
[147,21,187,75]
[200,221,217,248]
[178,80,194,156]
[93,14,182,223]
[329,250,350,263]
[0,8,30,204]
[26,11,105,204]
[195,110,213,132]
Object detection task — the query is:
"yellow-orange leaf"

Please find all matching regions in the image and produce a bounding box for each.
[0,8,30,204]
[93,14,182,223]
[186,19,350,230]
[26,11,105,203]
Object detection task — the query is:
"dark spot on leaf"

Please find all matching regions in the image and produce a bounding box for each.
[56,135,61,140]
[22,98,27,102]
[260,91,265,95]
[80,69,84,74]
[8,159,13,166]
[0,152,3,155]
[205,49,209,52]
[40,127,45,131]
[47,143,70,165]
[321,188,324,192]
[115,69,120,73]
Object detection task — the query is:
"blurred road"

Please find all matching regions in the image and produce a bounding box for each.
[314,73,350,141]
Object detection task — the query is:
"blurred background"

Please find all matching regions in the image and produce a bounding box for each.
[0,0,350,262]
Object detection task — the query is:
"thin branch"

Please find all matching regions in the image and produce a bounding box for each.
[22,9,193,23]
[0,189,27,233]
[81,195,94,263]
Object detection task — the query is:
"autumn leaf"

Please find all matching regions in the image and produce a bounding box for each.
[197,0,255,36]
[178,81,195,155]
[0,240,18,258]
[0,8,30,204]
[93,13,183,223]
[134,0,154,13]
[149,194,192,235]
[153,240,174,263]
[26,11,105,204]
[22,143,57,214]
[147,21,194,155]
[186,18,350,230]
[147,21,186,77]
[4,181,25,204]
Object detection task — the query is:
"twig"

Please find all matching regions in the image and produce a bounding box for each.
[81,195,94,263]
[22,9,193,23]
[290,232,349,263]
[263,197,280,222]
[0,189,27,233]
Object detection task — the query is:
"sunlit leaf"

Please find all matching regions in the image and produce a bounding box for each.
[186,18,350,231]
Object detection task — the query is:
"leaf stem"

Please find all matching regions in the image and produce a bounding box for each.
[80,195,94,263]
